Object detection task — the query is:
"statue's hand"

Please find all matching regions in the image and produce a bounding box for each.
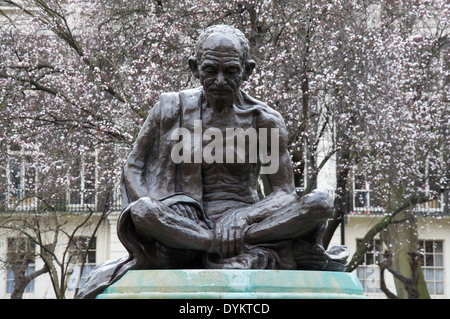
[169,203,201,222]
[211,212,249,258]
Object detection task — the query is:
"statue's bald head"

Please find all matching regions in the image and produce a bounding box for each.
[189,25,255,83]
[193,25,250,62]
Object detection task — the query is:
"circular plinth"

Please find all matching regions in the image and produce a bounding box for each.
[96,269,367,299]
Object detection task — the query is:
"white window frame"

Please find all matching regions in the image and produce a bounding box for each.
[66,151,98,211]
[419,239,445,295]
[5,237,36,295]
[352,170,384,214]
[6,146,38,211]
[415,154,447,214]
[356,238,384,294]
[67,236,97,291]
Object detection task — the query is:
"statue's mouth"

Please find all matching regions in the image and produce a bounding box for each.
[208,87,233,96]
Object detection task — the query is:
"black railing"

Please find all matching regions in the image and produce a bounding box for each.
[347,190,449,216]
[295,188,449,216]
[1,188,448,216]
[0,189,123,213]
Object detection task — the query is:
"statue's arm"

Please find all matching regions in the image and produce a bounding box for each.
[123,102,162,202]
[250,109,297,222]
[232,107,298,224]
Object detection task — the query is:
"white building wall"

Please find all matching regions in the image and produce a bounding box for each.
[341,215,450,299]
[107,212,127,261]
[316,125,337,193]
[0,212,126,299]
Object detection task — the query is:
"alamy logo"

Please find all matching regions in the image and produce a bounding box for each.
[170,120,279,174]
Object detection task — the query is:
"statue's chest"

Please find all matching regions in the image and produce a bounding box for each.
[200,107,255,132]
[200,107,259,166]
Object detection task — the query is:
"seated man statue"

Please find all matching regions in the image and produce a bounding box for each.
[77,24,348,299]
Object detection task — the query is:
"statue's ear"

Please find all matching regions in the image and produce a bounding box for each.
[188,56,199,78]
[243,59,256,81]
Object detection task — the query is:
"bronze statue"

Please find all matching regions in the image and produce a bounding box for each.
[77,25,348,299]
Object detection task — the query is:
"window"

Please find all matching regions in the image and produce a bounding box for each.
[356,239,445,296]
[352,172,383,214]
[67,153,97,210]
[5,147,99,212]
[6,238,36,294]
[67,237,96,291]
[419,240,444,295]
[415,178,446,214]
[415,156,447,214]
[7,147,38,211]
[356,239,383,293]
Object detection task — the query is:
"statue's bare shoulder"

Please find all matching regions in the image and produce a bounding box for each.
[246,96,288,150]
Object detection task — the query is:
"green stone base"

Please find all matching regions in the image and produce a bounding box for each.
[96,269,367,299]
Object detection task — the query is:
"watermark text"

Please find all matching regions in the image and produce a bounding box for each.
[170,120,279,174]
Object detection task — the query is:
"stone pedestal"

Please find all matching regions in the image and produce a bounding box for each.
[96,269,367,299]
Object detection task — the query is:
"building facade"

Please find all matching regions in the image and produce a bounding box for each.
[1,170,449,298]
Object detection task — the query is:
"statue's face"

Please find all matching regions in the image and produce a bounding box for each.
[197,33,245,111]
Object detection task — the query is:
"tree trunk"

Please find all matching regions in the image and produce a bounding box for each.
[10,264,49,299]
[10,268,26,299]
[382,209,430,299]
[322,147,350,249]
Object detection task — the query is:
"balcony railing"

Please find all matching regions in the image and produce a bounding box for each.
[1,188,448,216]
[295,188,449,216]
[348,190,449,216]
[0,189,123,213]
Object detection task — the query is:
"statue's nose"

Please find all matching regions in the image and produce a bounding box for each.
[215,72,226,86]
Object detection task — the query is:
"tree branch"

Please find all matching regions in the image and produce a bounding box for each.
[345,195,430,272]
[302,148,338,195]
[25,264,49,282]
[3,0,133,108]
[380,267,399,299]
